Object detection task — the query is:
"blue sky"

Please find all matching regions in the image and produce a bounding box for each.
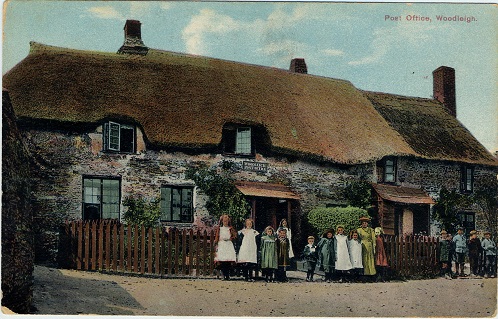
[2,1,497,152]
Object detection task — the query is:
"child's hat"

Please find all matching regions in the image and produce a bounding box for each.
[457,226,464,230]
[469,230,477,235]
[440,230,447,235]
[484,230,491,235]
[307,235,315,240]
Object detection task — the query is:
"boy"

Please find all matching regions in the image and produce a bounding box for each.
[438,230,452,279]
[453,227,467,276]
[276,228,290,282]
[317,229,336,283]
[481,231,496,278]
[467,230,482,277]
[302,236,318,282]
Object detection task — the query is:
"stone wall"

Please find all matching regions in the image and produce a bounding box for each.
[20,125,374,261]
[2,91,34,313]
[396,157,497,234]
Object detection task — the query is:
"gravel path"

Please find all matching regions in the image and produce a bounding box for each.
[32,265,497,317]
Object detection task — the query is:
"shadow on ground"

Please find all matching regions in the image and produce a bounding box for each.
[32,265,144,315]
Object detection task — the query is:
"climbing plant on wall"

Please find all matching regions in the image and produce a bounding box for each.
[185,162,250,229]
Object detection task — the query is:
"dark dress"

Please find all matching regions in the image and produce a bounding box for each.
[375,235,388,267]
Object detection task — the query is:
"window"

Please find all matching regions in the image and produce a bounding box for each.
[160,186,194,222]
[460,166,474,193]
[384,157,397,183]
[83,177,121,220]
[222,125,253,155]
[103,121,135,153]
[458,211,475,235]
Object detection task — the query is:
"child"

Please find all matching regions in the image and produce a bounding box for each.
[317,229,336,283]
[467,230,482,277]
[481,231,497,278]
[278,219,295,260]
[302,236,318,282]
[214,214,237,280]
[335,225,352,283]
[260,226,278,282]
[276,228,290,282]
[374,227,388,282]
[438,230,452,279]
[453,227,467,276]
[348,229,363,282]
[447,233,455,277]
[237,218,259,282]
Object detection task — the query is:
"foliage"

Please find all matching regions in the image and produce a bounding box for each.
[432,187,471,234]
[343,179,372,209]
[185,162,250,229]
[123,195,161,228]
[307,206,368,237]
[471,178,498,238]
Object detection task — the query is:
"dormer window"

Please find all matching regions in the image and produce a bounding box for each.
[460,165,474,193]
[103,121,135,153]
[222,125,254,156]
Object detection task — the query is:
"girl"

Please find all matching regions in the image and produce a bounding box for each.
[348,229,363,282]
[214,214,237,280]
[317,229,336,283]
[335,225,353,282]
[278,219,295,259]
[260,226,278,282]
[374,227,388,282]
[237,218,259,282]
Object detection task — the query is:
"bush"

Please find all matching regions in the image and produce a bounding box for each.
[123,195,161,229]
[307,206,368,237]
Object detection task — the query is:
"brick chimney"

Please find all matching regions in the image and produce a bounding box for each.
[117,20,149,56]
[290,58,307,74]
[433,66,456,117]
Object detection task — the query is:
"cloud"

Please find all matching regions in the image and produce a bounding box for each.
[87,6,124,20]
[129,2,151,18]
[182,9,240,55]
[159,3,172,11]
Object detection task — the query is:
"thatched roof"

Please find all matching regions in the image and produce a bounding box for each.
[364,91,497,166]
[3,42,496,166]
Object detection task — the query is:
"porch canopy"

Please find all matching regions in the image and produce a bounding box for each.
[372,183,435,205]
[235,181,300,200]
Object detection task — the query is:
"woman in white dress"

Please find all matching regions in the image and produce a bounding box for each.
[237,218,259,281]
[214,214,237,280]
[278,219,294,259]
[335,225,353,282]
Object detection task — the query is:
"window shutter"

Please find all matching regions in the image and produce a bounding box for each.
[103,123,109,151]
[108,122,121,151]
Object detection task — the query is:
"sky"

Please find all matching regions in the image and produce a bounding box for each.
[2,1,497,153]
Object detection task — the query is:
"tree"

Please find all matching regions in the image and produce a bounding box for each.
[185,162,250,229]
[432,187,470,234]
[472,178,498,238]
[343,179,372,210]
[123,195,161,229]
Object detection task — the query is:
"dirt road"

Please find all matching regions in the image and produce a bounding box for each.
[32,265,496,317]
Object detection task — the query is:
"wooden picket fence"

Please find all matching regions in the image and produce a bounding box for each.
[59,220,441,278]
[58,220,217,277]
[383,235,439,277]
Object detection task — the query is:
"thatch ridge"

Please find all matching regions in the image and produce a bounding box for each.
[363,91,497,166]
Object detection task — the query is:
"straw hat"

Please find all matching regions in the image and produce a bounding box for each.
[359,216,371,222]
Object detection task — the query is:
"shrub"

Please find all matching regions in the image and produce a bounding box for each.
[123,195,161,229]
[307,206,368,237]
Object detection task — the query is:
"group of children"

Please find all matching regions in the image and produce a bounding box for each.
[214,215,293,282]
[439,227,497,279]
[302,216,388,283]
[214,214,388,283]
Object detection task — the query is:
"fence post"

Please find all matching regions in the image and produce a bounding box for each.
[195,229,201,277]
[188,229,194,276]
[155,227,161,274]
[119,224,125,272]
[147,227,153,274]
[174,229,180,276]
[209,229,216,275]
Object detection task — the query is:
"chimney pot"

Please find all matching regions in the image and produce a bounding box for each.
[290,58,307,74]
[433,66,456,117]
[118,20,149,56]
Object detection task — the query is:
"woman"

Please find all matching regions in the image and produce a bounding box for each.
[278,219,294,259]
[357,216,376,278]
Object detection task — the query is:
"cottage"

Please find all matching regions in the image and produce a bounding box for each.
[3,20,497,262]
